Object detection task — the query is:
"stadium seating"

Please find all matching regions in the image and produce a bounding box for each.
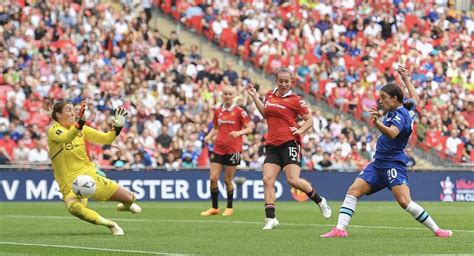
[0,0,472,171]
[160,0,474,164]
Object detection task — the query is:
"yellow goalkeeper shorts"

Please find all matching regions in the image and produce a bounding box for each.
[61,168,119,201]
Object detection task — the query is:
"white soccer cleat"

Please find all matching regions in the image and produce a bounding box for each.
[109,223,124,236]
[318,197,332,219]
[262,218,279,230]
[117,203,142,214]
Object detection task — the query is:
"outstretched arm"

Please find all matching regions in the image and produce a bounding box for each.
[83,126,117,145]
[84,107,128,144]
[397,65,419,104]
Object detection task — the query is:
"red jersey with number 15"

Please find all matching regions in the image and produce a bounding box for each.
[213,104,250,155]
[263,89,310,146]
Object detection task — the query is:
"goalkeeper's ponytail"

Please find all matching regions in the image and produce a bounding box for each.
[51,101,70,121]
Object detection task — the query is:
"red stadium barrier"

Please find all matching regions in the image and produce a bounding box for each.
[188,15,203,34]
[219,28,238,54]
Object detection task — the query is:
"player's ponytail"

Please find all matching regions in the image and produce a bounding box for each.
[403,99,415,110]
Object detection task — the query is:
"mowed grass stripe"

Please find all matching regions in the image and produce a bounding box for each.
[2,214,474,233]
[0,241,190,255]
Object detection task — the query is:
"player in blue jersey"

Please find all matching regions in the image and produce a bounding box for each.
[321,65,452,238]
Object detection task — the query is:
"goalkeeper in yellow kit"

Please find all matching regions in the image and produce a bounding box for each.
[47,101,141,235]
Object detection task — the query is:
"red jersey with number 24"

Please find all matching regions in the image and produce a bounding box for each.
[263,89,310,146]
[213,104,250,155]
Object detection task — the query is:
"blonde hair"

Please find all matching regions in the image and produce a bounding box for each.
[275,67,292,78]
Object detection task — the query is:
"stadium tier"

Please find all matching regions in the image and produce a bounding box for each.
[159,0,474,164]
[0,0,473,170]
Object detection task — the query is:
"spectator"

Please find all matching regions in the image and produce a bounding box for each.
[0,146,11,165]
[13,140,30,165]
[130,152,145,172]
[318,152,333,169]
[166,31,182,51]
[165,153,180,171]
[311,146,324,170]
[211,14,228,40]
[156,126,172,149]
[462,129,474,162]
[27,140,49,165]
[0,133,16,161]
[181,152,196,168]
[416,115,430,143]
[445,129,462,156]
[2,0,471,171]
[223,62,238,86]
[188,44,202,64]
[181,142,199,166]
[406,147,417,167]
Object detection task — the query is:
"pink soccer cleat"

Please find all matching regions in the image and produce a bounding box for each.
[434,229,453,237]
[320,227,348,238]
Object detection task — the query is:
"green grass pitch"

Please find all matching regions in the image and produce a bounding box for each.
[0,201,473,255]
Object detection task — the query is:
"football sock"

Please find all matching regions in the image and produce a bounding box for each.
[211,188,219,209]
[67,199,114,227]
[336,194,358,230]
[81,198,88,208]
[122,193,136,209]
[305,188,323,204]
[265,203,275,218]
[226,188,234,209]
[405,201,439,232]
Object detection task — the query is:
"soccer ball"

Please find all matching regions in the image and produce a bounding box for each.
[72,175,96,198]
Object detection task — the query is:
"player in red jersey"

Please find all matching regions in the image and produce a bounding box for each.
[247,68,332,229]
[201,86,253,217]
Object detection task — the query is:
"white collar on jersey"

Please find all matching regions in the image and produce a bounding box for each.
[272,87,293,97]
[222,103,236,112]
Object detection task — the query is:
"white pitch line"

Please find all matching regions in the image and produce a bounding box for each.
[0,241,189,255]
[2,214,474,233]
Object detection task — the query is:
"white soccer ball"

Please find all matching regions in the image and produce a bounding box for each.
[72,175,96,198]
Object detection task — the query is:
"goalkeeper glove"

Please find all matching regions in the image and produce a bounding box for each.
[75,101,90,130]
[111,107,128,135]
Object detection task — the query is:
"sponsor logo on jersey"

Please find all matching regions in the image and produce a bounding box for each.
[218,119,236,125]
[65,143,74,150]
[265,102,287,109]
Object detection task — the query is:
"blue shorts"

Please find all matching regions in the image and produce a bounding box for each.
[358,160,409,195]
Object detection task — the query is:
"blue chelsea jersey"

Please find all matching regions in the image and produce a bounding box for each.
[374,99,416,164]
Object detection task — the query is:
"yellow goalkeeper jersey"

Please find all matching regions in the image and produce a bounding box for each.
[47,121,117,189]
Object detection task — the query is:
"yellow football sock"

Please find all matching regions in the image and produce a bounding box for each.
[67,200,114,227]
[81,198,88,208]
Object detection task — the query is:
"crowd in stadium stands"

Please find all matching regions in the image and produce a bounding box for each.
[167,0,474,164]
[0,0,471,172]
